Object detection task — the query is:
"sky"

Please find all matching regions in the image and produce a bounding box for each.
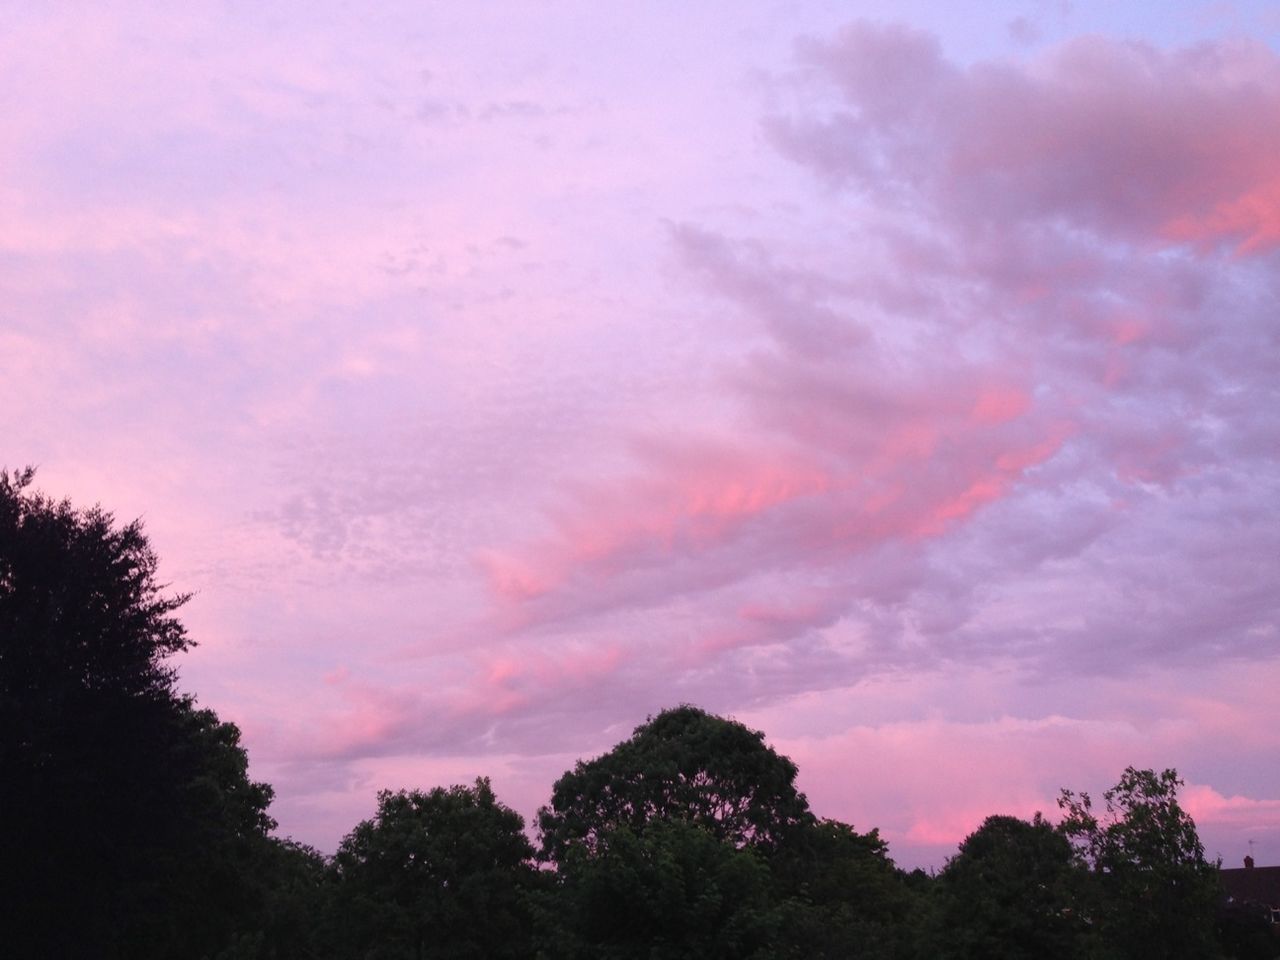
[3,0,1279,870]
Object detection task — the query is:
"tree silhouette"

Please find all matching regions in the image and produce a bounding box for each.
[331,778,537,959]
[537,706,919,958]
[1058,767,1222,960]
[546,818,780,960]
[0,468,275,958]
[933,814,1085,960]
[538,705,813,865]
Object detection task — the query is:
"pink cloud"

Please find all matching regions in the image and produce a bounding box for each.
[465,644,631,716]
[1165,176,1280,253]
[775,25,1280,253]
[1183,786,1280,832]
[479,214,1073,634]
[481,410,1060,631]
[749,658,1280,866]
[972,385,1032,424]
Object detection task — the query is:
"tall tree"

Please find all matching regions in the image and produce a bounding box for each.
[0,468,275,958]
[330,778,537,960]
[1058,767,1222,960]
[537,705,813,865]
[538,706,915,958]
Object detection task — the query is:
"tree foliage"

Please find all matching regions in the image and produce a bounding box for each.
[545,819,781,960]
[537,705,813,865]
[0,468,275,958]
[537,705,920,959]
[212,838,329,960]
[933,814,1084,960]
[772,818,916,959]
[0,467,190,697]
[1058,766,1223,960]
[330,778,537,960]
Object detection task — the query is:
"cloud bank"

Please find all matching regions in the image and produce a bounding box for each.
[3,5,1277,866]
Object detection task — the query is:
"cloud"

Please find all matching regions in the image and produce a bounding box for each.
[1184,785,1280,827]
[478,28,1279,703]
[120,22,1280,842]
[747,657,1280,867]
[7,6,1277,863]
[772,23,1280,252]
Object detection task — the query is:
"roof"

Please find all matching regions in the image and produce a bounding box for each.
[1221,865,1280,907]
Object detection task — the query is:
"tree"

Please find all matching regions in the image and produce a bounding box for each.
[330,778,537,960]
[1058,767,1222,960]
[0,468,276,958]
[0,467,190,699]
[544,819,781,960]
[138,702,280,957]
[772,818,917,959]
[931,814,1086,960]
[537,705,813,865]
[212,838,329,960]
[537,706,918,957]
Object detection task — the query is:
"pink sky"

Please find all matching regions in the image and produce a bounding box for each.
[4,1,1279,869]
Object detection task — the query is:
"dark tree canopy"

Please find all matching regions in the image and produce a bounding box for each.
[538,705,813,864]
[330,778,537,960]
[0,466,190,704]
[1058,767,1222,960]
[545,819,781,960]
[539,707,919,959]
[933,814,1084,960]
[772,818,915,959]
[0,468,275,958]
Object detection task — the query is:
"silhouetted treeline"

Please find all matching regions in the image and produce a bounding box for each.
[2,469,1275,959]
